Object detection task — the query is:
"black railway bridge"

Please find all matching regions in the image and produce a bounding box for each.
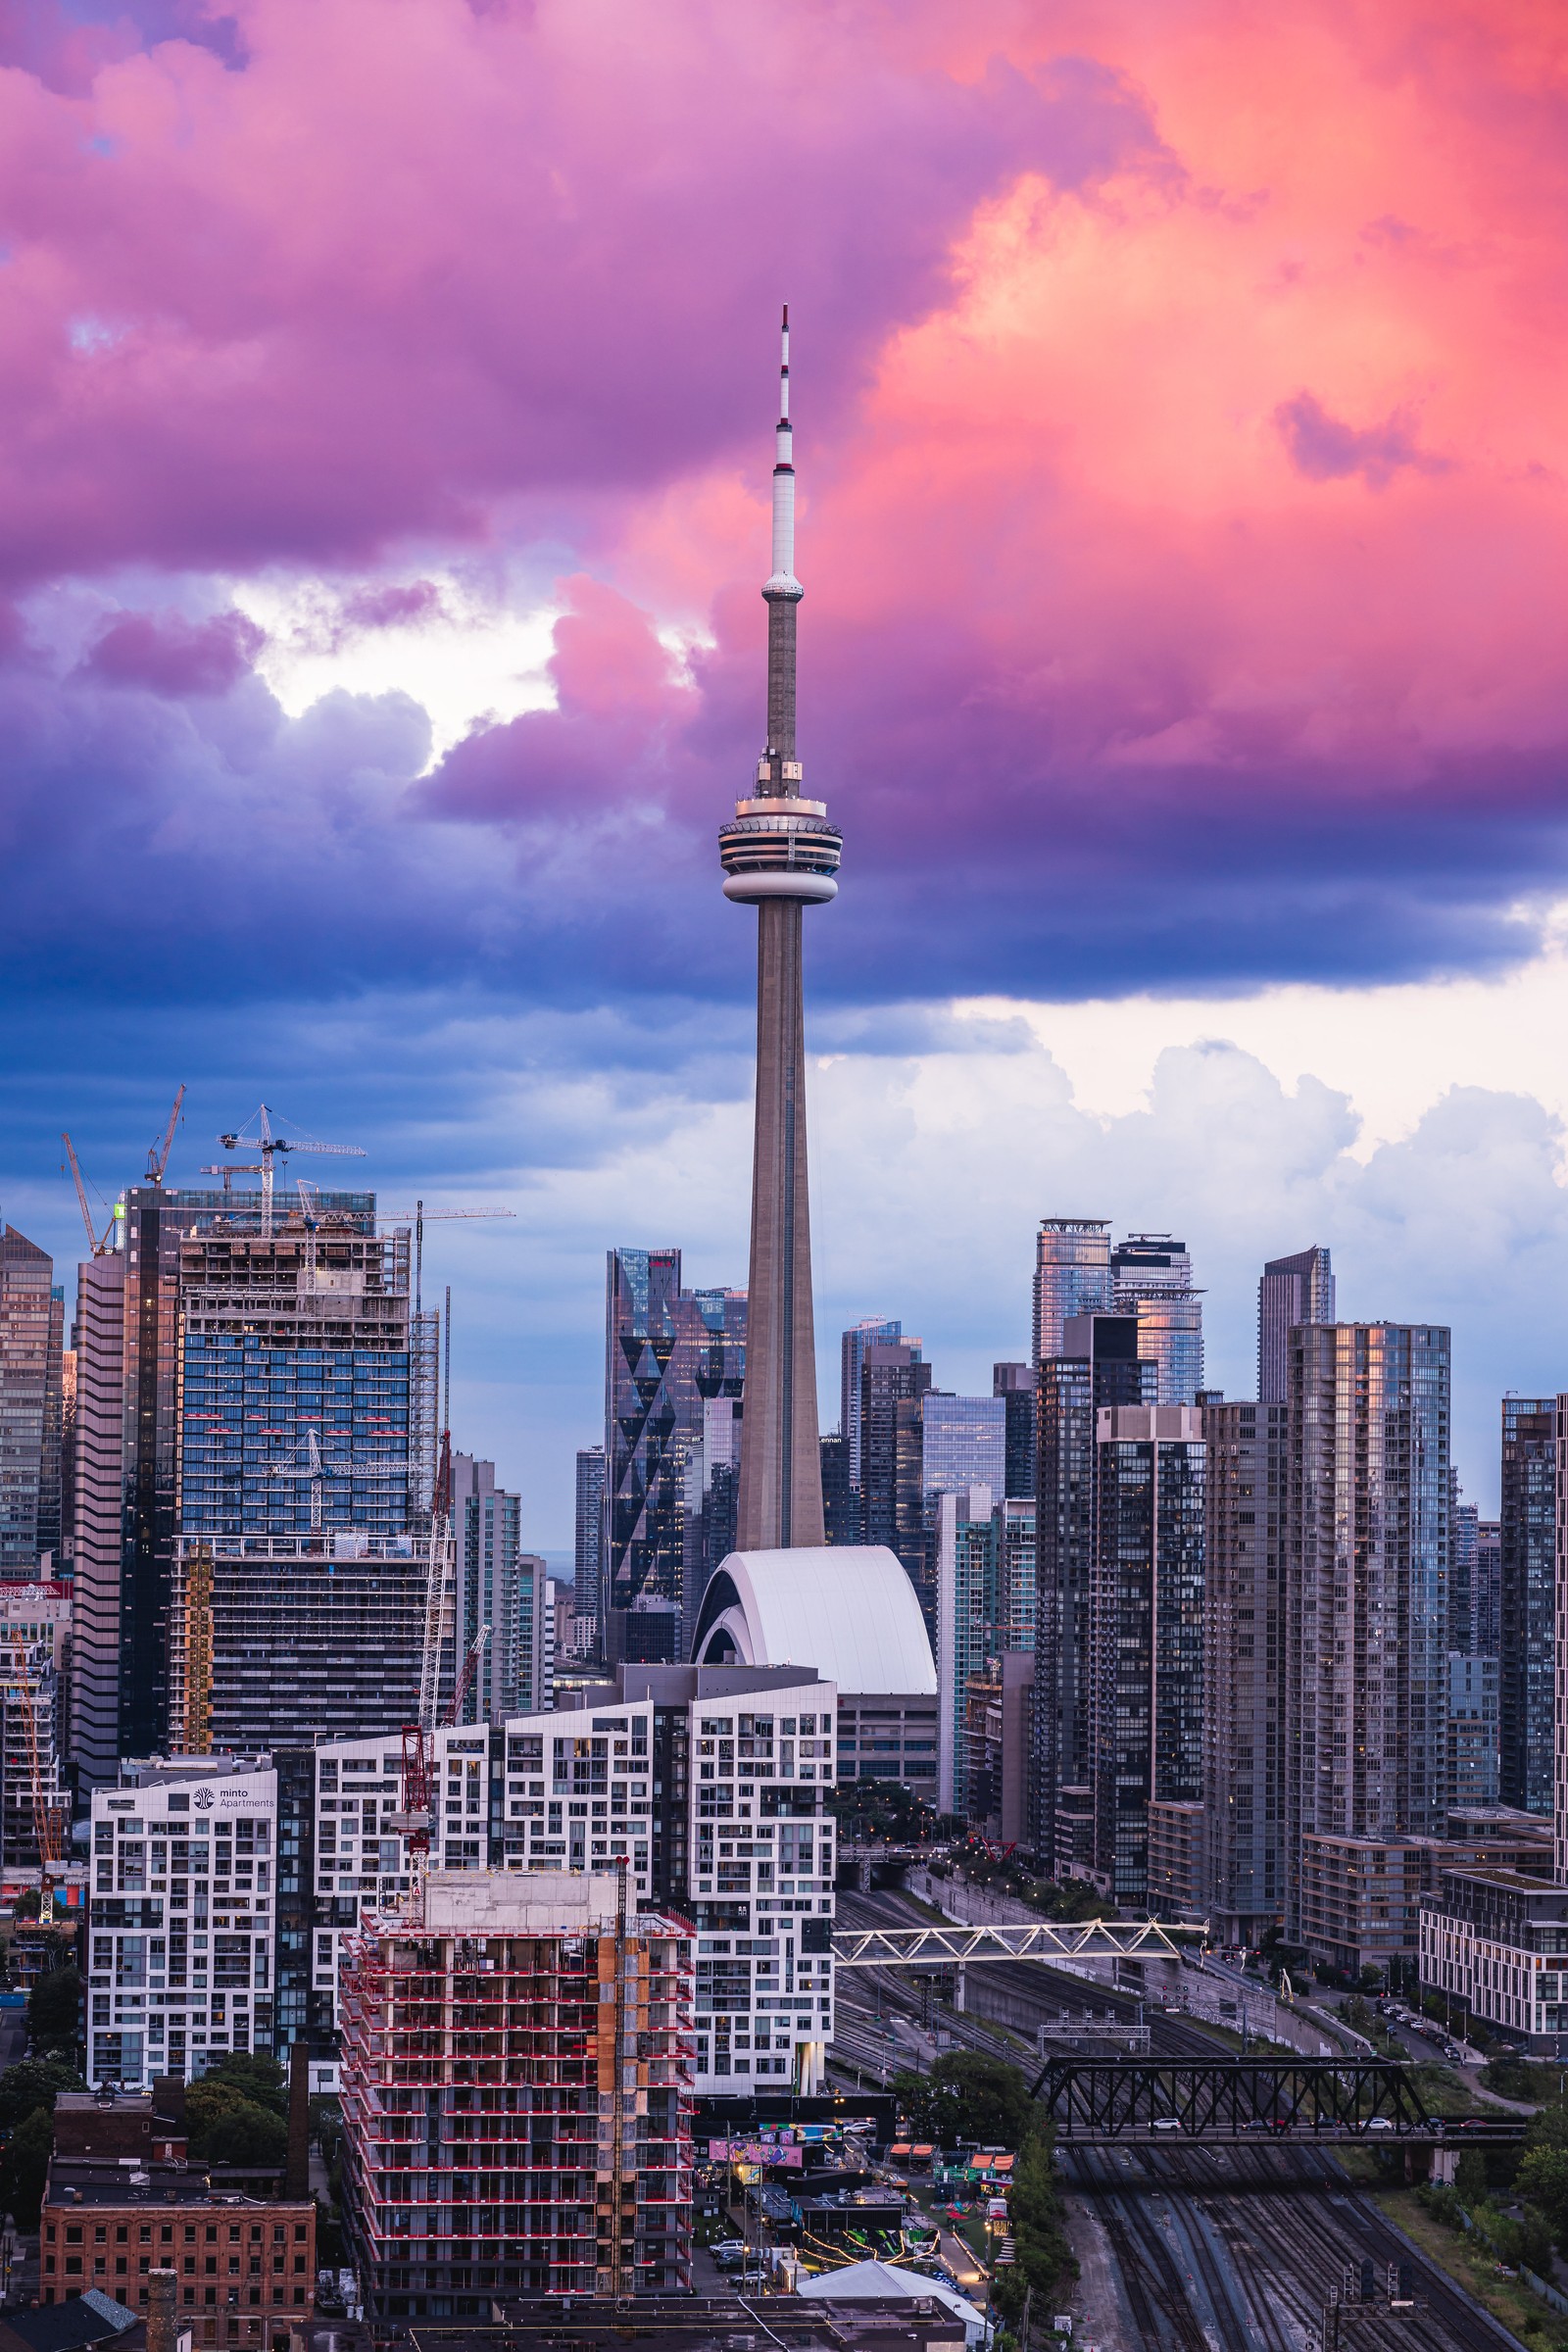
[1032,2057,1529,2147]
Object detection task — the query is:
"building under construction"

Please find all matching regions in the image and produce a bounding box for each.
[0,1581,71,1872]
[338,1872,694,2316]
[163,1202,443,1754]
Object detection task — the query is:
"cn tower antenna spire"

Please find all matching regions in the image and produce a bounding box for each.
[718,310,843,1554]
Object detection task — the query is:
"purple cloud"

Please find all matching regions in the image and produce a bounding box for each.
[1275,392,1450,489]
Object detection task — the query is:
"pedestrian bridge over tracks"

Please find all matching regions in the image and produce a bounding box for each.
[1031,2058,1530,2147]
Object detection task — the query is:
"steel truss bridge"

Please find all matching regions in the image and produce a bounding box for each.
[1032,2057,1529,2146]
[830,1920,1197,1968]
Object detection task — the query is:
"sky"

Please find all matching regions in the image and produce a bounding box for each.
[3,0,1568,1534]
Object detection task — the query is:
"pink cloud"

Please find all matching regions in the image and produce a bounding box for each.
[81,606,265,694]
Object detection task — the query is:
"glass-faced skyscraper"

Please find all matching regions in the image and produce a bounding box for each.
[1032,1219,1111,1367]
[1500,1396,1556,1815]
[604,1247,745,1663]
[1284,1323,1450,1936]
[718,311,841,1552]
[1110,1235,1203,1405]
[0,1226,63,1575]
[1257,1245,1335,1406]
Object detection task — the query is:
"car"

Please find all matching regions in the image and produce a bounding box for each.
[1459,2118,1491,2132]
[1366,2118,1394,2132]
[1152,2118,1182,2132]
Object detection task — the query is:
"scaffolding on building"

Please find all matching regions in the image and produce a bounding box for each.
[336,1886,696,2316]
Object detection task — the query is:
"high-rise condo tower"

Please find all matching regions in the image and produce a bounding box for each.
[719,310,841,1549]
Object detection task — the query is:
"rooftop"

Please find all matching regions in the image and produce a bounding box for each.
[44,2160,310,2213]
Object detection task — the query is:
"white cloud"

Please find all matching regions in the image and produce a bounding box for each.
[230,569,559,764]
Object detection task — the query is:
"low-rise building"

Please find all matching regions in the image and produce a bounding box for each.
[40,2156,315,2347]
[1420,1871,1568,2051]
[1299,1816,1556,1978]
[338,1872,693,2317]
[53,2085,187,2164]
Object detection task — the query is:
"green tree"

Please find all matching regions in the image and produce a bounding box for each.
[200,2052,287,2118]
[26,1963,80,2052]
[184,2081,287,2167]
[990,2130,1077,2330]
[0,2107,54,2230]
[892,2053,1035,2151]
[1454,2149,1489,2204]
[1517,2147,1568,2249]
[0,2056,83,2130]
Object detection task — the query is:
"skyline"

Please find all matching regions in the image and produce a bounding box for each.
[4,0,1568,1536]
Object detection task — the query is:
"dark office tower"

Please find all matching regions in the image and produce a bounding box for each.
[681,1396,743,1656]
[994,1362,1038,1500]
[841,1318,901,1495]
[1500,1397,1556,1815]
[1032,1219,1110,1367]
[1475,1519,1501,1658]
[604,1248,745,1665]
[1111,1234,1203,1405]
[574,1445,607,1649]
[1284,1325,1450,1936]
[0,1228,59,1574]
[859,1341,933,1598]
[1202,1398,1290,1942]
[1256,1244,1335,1406]
[820,1430,858,1544]
[1033,1313,1155,1874]
[72,1185,246,1784]
[1450,1489,1478,1655]
[1090,1405,1205,1909]
[718,312,840,1553]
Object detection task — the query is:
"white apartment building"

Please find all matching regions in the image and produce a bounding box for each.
[88,1758,277,2089]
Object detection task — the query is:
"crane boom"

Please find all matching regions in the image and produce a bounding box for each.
[61,1136,113,1257]
[444,1625,491,1726]
[146,1084,186,1185]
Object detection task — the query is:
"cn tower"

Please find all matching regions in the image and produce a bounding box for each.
[719,309,842,1550]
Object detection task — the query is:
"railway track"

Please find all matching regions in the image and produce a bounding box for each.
[1069,2144,1524,2351]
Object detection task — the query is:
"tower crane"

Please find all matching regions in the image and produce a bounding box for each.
[145,1085,185,1185]
[267,1428,357,1534]
[395,1431,456,1921]
[61,1137,115,1257]
[445,1625,491,1727]
[201,1103,366,1242]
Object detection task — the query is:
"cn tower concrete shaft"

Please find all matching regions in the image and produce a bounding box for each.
[718,310,841,1552]
[736,896,824,1549]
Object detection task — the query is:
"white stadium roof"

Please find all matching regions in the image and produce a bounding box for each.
[690,1545,936,1696]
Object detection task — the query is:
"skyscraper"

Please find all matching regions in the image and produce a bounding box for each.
[1257,1245,1335,1406]
[718,310,841,1552]
[451,1453,552,1723]
[573,1444,606,1651]
[1450,1488,1478,1656]
[1111,1235,1203,1405]
[1202,1396,1290,1943]
[1285,1324,1450,1936]
[921,1394,1007,1505]
[0,1227,62,1575]
[840,1318,901,1494]
[858,1341,932,1608]
[603,1248,745,1663]
[1032,1219,1111,1367]
[1090,1405,1205,1909]
[1501,1396,1556,1815]
[993,1361,1038,1500]
[1033,1313,1155,1873]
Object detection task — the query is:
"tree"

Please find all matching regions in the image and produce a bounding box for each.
[184,2081,288,2168]
[0,2056,83,2130]
[1454,2149,1489,2204]
[990,2130,1076,2330]
[1517,2147,1568,2250]
[201,2052,287,2118]
[26,1963,80,2052]
[0,2107,54,2230]
[892,2053,1036,2151]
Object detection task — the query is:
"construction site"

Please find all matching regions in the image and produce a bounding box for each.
[337,1871,695,2317]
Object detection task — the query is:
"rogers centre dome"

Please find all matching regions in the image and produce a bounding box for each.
[691,1545,936,1698]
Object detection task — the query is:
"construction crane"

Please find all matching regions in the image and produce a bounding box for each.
[267,1428,355,1533]
[6,1643,65,1908]
[201,1103,366,1242]
[444,1625,490,1727]
[61,1136,116,1257]
[145,1085,185,1185]
[396,1431,456,1920]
